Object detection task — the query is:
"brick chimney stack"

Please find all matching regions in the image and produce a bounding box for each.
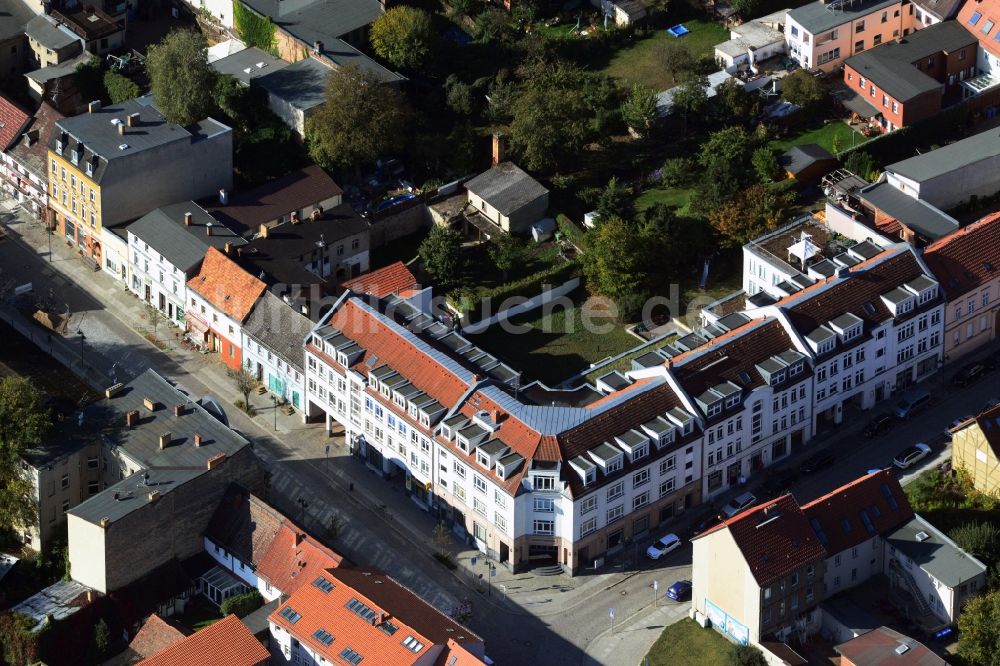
[125,410,139,427]
[159,432,171,449]
[173,404,184,416]
[194,434,203,447]
[184,212,192,226]
[492,132,505,166]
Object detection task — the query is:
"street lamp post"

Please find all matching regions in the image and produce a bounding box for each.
[270,394,278,431]
[653,580,658,608]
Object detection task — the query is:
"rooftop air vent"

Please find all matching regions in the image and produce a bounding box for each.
[915,531,930,542]
[895,643,910,655]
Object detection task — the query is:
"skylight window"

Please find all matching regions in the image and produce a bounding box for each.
[346,598,378,623]
[881,483,899,510]
[970,10,982,25]
[279,606,301,624]
[859,509,876,535]
[313,628,335,646]
[810,518,828,546]
[340,648,363,665]
[983,19,995,34]
[312,576,334,593]
[840,517,853,534]
[402,636,425,653]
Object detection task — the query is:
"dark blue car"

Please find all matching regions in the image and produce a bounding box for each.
[666,580,692,602]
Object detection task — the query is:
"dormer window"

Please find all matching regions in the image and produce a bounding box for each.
[419,412,430,427]
[683,421,693,435]
[706,401,723,418]
[725,393,741,409]
[337,353,348,366]
[788,362,802,377]
[476,450,490,468]
[456,436,468,452]
[770,370,786,386]
[497,464,506,480]
[660,430,675,447]
[633,442,648,461]
[606,456,623,474]
[534,475,555,491]
[584,468,596,485]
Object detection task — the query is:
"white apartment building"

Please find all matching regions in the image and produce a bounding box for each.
[241,291,312,413]
[126,203,244,328]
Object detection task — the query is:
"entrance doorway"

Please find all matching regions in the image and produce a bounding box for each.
[499,542,510,564]
[144,284,151,301]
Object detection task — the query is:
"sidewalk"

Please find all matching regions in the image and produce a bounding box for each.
[0,206,633,618]
[583,600,692,666]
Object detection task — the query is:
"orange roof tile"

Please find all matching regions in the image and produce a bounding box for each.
[958,0,1000,59]
[137,614,268,666]
[327,299,472,408]
[801,470,913,555]
[256,519,343,596]
[270,567,483,666]
[127,614,186,660]
[699,494,827,587]
[923,211,1000,301]
[187,247,267,322]
[436,639,488,666]
[343,261,418,297]
[0,94,31,152]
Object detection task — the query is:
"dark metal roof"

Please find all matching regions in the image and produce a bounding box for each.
[126,202,245,273]
[0,0,34,41]
[780,144,836,176]
[912,0,964,20]
[69,467,204,524]
[788,0,900,36]
[887,127,1000,182]
[255,57,331,111]
[209,47,289,85]
[860,181,959,240]
[844,22,975,102]
[25,15,80,51]
[465,162,549,216]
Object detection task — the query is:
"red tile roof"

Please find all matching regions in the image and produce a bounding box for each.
[270,567,485,666]
[137,614,269,666]
[699,494,827,587]
[0,94,31,152]
[127,614,186,661]
[923,211,1000,301]
[187,247,267,322]
[671,319,798,398]
[801,470,913,555]
[835,625,946,665]
[256,519,343,596]
[781,248,927,333]
[959,0,1000,59]
[343,261,418,297]
[326,299,473,408]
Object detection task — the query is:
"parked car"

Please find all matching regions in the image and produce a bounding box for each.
[863,413,895,438]
[757,470,798,499]
[665,580,692,602]
[646,533,682,560]
[800,450,836,474]
[952,363,988,387]
[688,511,723,538]
[722,492,757,518]
[894,388,931,420]
[893,443,932,469]
[944,416,975,439]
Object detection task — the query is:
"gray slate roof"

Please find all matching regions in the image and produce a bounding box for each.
[780,144,835,176]
[911,0,964,20]
[25,52,92,84]
[884,514,986,587]
[70,467,205,525]
[788,0,900,36]
[0,0,34,41]
[465,162,549,216]
[860,181,959,240]
[11,580,94,632]
[25,15,80,51]
[887,128,1000,182]
[50,97,230,184]
[242,291,313,371]
[126,202,245,273]
[255,57,331,111]
[209,46,289,85]
[844,21,975,102]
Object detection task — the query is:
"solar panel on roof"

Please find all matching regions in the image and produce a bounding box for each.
[279,606,301,623]
[313,628,335,646]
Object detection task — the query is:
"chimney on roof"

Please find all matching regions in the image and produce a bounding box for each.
[172,404,184,417]
[219,188,228,205]
[259,223,269,239]
[85,590,95,603]
[117,122,125,136]
[88,100,101,113]
[125,409,139,428]
[105,382,124,398]
[310,207,322,221]
[183,212,192,226]
[313,40,324,54]
[22,129,38,147]
[148,490,160,503]
[159,432,171,449]
[143,397,156,411]
[224,242,233,256]
[206,222,213,237]
[291,211,300,224]
[207,453,226,470]
[194,433,203,447]
[100,517,110,528]
[492,132,505,166]
[127,112,140,127]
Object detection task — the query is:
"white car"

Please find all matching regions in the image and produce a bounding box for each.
[646,533,682,560]
[893,443,932,469]
[944,416,975,439]
[721,492,757,518]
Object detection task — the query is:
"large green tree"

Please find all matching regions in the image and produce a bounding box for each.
[655,42,697,85]
[621,84,658,138]
[487,234,525,282]
[419,226,465,286]
[708,183,796,248]
[146,29,216,126]
[781,70,828,108]
[582,215,650,301]
[695,125,757,212]
[959,589,1000,666]
[370,6,437,71]
[0,377,51,536]
[595,177,635,223]
[306,65,411,173]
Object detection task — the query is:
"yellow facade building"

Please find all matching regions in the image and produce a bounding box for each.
[951,406,1000,494]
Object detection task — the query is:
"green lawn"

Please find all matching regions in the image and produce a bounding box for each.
[768,120,868,155]
[644,619,735,666]
[176,598,223,632]
[584,334,677,383]
[635,187,695,215]
[466,290,639,386]
[600,20,729,90]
